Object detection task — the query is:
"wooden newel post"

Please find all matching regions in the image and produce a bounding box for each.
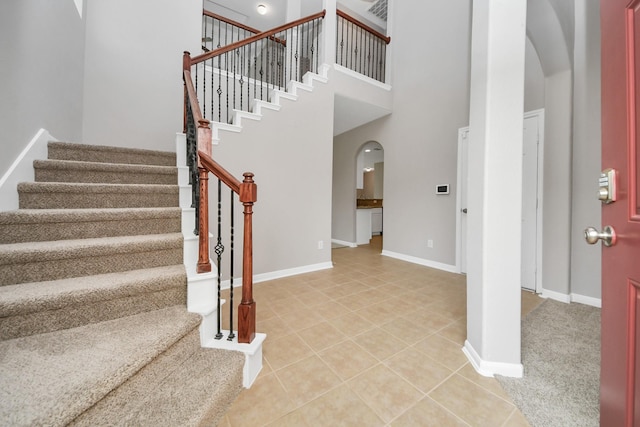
[238,172,257,343]
[182,51,191,133]
[196,119,212,274]
[196,167,211,273]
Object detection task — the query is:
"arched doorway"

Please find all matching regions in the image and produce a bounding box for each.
[355,141,384,250]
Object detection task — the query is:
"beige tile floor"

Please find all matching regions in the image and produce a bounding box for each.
[218,236,543,427]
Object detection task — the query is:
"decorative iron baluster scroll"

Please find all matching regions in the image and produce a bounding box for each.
[215,178,224,340]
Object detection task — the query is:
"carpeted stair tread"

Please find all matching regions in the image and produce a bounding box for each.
[0,265,187,340]
[0,305,201,427]
[0,233,184,285]
[34,159,177,185]
[70,329,245,427]
[18,182,179,209]
[48,141,176,166]
[0,207,181,243]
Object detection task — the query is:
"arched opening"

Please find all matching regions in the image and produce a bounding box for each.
[355,141,384,251]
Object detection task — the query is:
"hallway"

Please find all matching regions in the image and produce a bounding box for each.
[219,237,542,426]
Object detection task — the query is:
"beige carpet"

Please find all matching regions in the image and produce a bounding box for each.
[496,299,600,427]
[0,141,244,426]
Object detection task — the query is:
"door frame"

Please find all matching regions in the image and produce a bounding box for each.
[456,109,545,293]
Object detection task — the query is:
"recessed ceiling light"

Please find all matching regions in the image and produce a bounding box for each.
[257,4,267,15]
[365,149,371,152]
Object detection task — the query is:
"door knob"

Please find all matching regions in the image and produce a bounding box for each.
[584,225,617,247]
[461,208,468,214]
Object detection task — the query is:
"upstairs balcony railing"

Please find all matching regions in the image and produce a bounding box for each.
[189,11,326,125]
[202,10,263,53]
[336,9,390,83]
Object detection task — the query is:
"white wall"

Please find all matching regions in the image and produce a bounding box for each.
[82,0,201,152]
[0,0,86,177]
[541,70,573,296]
[211,82,335,276]
[524,37,546,112]
[570,0,601,301]
[333,0,471,266]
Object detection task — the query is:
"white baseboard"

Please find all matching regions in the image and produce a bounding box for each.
[540,289,601,308]
[570,293,602,308]
[381,250,458,274]
[331,239,357,248]
[463,340,523,378]
[216,261,334,290]
[254,262,333,283]
[0,129,56,211]
[540,289,571,304]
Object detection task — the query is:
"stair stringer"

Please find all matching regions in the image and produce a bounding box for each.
[211,64,330,145]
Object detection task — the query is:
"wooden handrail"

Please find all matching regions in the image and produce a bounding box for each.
[203,10,262,35]
[191,10,326,66]
[183,71,205,127]
[197,150,241,194]
[337,9,391,44]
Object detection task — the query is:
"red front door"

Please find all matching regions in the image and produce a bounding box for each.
[600,0,640,425]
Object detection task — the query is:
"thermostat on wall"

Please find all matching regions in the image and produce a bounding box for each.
[436,184,449,195]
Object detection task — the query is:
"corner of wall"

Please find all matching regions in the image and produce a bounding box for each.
[0,129,55,212]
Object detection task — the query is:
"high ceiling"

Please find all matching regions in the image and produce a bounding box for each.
[204,0,391,136]
[204,0,386,33]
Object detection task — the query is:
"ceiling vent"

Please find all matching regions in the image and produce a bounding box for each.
[368,0,388,21]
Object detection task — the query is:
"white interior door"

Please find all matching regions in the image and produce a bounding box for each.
[520,114,540,291]
[457,110,544,292]
[457,129,469,274]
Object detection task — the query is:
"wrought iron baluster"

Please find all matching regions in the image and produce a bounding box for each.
[203,14,208,52]
[215,178,224,340]
[266,37,271,94]
[253,53,258,101]
[233,48,238,113]
[314,18,318,73]
[209,58,213,122]
[359,25,364,74]
[247,44,251,106]
[259,39,264,100]
[377,39,382,81]
[203,54,206,119]
[225,51,229,123]
[185,100,199,235]
[353,23,358,73]
[301,22,306,78]
[224,24,229,123]
[239,46,244,112]
[339,17,344,66]
[381,43,387,83]
[279,30,284,88]
[295,25,299,81]
[289,27,293,85]
[217,21,222,122]
[217,55,222,122]
[368,34,372,79]
[228,189,235,341]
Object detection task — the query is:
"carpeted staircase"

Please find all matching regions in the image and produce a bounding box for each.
[0,142,244,426]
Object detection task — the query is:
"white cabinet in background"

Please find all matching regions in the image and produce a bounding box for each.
[356,209,372,245]
[371,208,383,235]
[356,208,383,244]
